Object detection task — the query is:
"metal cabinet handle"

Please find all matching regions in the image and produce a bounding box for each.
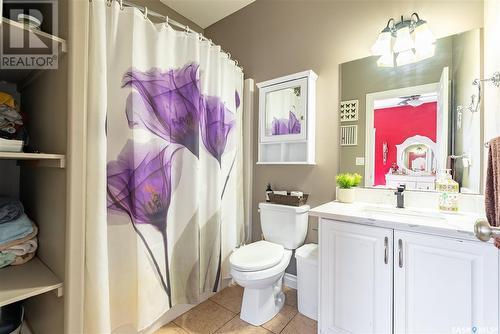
[384,237,389,264]
[398,239,403,268]
[474,218,500,242]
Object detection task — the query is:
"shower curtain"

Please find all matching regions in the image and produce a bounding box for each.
[84,1,245,332]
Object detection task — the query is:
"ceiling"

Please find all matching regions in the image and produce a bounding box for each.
[160,0,255,29]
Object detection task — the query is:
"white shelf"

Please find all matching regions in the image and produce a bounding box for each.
[0,257,63,307]
[0,152,66,168]
[1,17,67,53]
[0,18,67,88]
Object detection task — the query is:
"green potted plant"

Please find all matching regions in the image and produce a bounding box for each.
[336,173,362,203]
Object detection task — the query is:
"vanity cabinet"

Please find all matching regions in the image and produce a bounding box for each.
[319,219,499,334]
[394,230,499,334]
[319,220,393,334]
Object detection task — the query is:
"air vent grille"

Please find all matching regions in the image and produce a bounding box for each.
[340,125,357,146]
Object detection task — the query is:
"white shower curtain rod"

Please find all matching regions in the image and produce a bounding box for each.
[99,0,243,71]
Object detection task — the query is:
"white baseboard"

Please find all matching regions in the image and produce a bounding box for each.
[284,273,297,289]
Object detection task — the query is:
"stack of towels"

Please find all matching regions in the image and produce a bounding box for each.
[0,197,38,268]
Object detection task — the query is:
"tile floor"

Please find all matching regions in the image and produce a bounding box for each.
[156,285,317,334]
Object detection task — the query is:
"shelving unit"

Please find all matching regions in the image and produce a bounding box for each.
[0,1,71,333]
[0,257,63,308]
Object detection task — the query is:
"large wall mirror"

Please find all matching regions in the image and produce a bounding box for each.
[339,28,483,194]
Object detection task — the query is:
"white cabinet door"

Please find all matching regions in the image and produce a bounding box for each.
[394,231,499,334]
[319,219,393,334]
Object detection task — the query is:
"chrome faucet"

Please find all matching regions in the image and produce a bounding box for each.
[394,185,405,208]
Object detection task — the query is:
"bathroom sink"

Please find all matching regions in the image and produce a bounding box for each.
[363,205,447,223]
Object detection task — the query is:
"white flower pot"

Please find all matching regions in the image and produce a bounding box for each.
[337,187,355,203]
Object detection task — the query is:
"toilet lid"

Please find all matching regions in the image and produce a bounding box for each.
[230,240,284,272]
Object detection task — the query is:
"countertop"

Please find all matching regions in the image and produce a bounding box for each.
[310,201,488,242]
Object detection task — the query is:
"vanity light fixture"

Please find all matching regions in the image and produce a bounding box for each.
[372,13,436,67]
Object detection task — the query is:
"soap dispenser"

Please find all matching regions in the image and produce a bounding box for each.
[266,183,273,202]
[436,169,459,212]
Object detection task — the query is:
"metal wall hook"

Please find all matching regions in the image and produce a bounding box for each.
[479,72,500,87]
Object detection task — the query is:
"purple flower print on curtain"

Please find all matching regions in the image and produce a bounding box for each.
[121,64,240,296]
[271,111,301,135]
[122,63,202,157]
[200,96,236,166]
[107,140,180,308]
[210,92,240,292]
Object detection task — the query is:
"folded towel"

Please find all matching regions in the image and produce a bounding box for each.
[486,137,500,227]
[11,252,35,266]
[273,191,288,195]
[0,252,15,268]
[0,223,37,251]
[290,191,303,197]
[0,214,34,245]
[0,197,24,224]
[2,236,37,256]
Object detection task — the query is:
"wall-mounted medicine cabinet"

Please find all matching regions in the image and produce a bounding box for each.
[256,70,317,165]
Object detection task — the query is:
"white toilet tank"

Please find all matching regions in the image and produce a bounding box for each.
[259,203,310,250]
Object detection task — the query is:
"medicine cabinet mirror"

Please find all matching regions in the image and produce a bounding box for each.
[257,70,317,165]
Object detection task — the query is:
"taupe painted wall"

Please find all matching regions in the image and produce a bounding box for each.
[205,1,483,250]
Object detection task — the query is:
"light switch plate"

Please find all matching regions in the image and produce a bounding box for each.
[356,157,365,166]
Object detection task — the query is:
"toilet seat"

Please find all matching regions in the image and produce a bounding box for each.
[230,240,284,272]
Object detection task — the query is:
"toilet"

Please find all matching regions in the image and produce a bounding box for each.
[230,202,310,325]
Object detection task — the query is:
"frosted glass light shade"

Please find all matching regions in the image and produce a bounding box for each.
[371,31,392,56]
[414,22,436,49]
[377,53,394,67]
[393,26,413,53]
[415,43,436,62]
[396,49,416,66]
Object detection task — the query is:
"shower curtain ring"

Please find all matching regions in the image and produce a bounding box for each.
[143,7,148,19]
[185,26,190,35]
[165,16,169,27]
[106,0,112,7]
[119,0,123,10]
